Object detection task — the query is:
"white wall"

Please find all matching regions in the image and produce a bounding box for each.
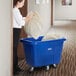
[0,0,12,76]
[55,0,76,20]
[28,0,51,33]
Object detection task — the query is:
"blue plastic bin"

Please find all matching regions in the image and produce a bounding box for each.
[20,36,66,67]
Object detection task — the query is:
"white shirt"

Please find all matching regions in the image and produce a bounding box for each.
[13,7,25,28]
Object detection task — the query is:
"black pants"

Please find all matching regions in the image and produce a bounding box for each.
[13,28,21,71]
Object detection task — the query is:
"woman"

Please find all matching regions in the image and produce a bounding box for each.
[13,0,32,74]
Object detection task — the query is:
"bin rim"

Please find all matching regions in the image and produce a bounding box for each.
[20,37,66,43]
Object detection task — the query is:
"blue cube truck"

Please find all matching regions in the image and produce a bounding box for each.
[20,36,66,71]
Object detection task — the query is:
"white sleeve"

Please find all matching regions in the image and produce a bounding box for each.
[22,17,26,26]
[13,9,25,26]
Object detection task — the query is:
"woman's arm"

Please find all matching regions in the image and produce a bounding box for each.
[13,8,25,26]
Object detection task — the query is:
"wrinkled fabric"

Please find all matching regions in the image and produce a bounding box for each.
[24,11,45,39]
[42,30,62,41]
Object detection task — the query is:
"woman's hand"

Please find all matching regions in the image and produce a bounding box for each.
[26,12,33,23]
